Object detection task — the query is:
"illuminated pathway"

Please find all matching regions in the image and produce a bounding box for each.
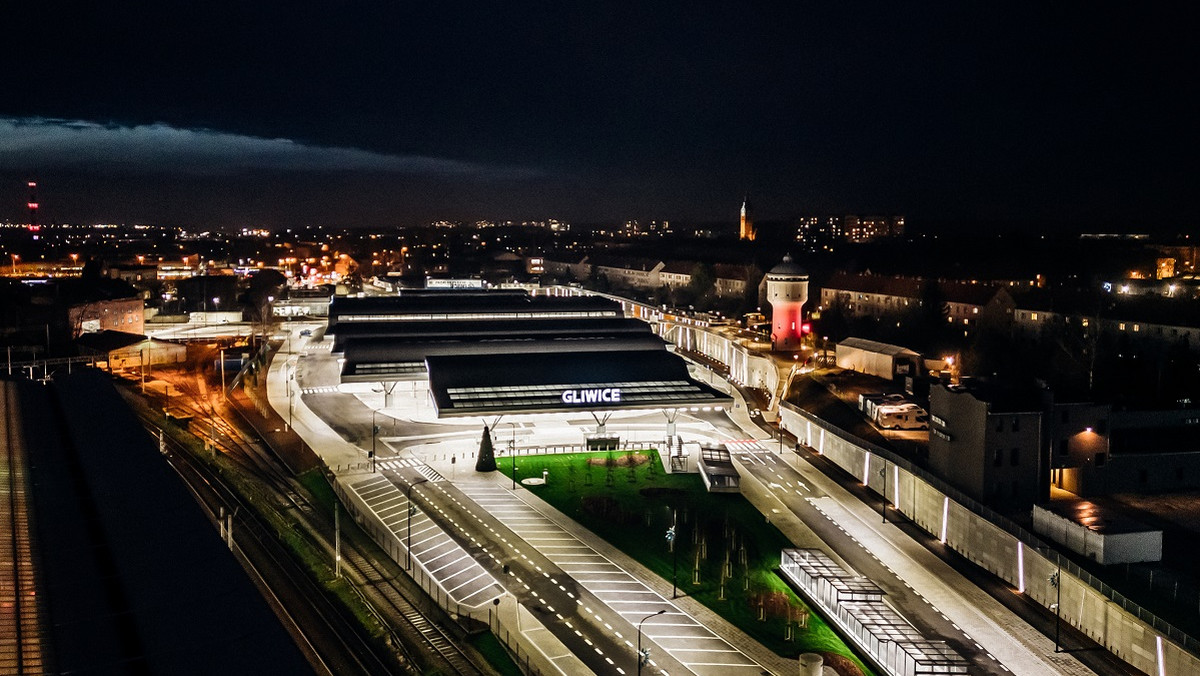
[375,459,775,676]
[342,469,504,609]
[730,441,1094,676]
[462,483,765,676]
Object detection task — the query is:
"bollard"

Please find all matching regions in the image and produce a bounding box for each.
[799,653,823,676]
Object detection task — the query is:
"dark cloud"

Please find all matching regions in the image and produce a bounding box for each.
[1,118,535,178]
[3,2,1197,230]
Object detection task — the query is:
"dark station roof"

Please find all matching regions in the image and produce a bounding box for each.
[425,350,731,417]
[341,334,667,381]
[74,329,149,353]
[329,316,652,352]
[328,293,622,328]
[9,370,309,675]
[397,288,529,298]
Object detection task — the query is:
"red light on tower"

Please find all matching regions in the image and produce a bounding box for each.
[26,180,39,231]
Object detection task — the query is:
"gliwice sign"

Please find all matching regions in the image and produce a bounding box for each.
[561,388,622,405]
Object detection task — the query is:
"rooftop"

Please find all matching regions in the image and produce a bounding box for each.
[1038,499,1161,535]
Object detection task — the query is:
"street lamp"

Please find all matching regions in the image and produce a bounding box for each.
[286,364,294,430]
[666,509,678,598]
[1049,568,1062,652]
[880,461,889,524]
[404,477,429,570]
[637,610,666,676]
[370,408,380,472]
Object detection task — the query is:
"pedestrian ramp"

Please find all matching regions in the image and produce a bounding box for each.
[463,485,765,676]
[342,474,501,609]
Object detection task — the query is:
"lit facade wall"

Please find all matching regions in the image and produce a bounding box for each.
[68,298,145,337]
[779,402,1200,676]
[767,273,808,351]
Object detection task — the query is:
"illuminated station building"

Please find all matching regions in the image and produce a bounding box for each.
[325,291,730,425]
[765,254,809,351]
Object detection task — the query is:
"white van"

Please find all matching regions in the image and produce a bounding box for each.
[875,403,929,430]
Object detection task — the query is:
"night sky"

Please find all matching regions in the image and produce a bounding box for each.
[4,2,1197,232]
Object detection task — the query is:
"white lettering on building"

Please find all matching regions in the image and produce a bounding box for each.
[560,388,622,405]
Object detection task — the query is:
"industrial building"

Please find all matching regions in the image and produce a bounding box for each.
[835,337,921,382]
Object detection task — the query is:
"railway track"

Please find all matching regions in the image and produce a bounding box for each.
[0,382,44,675]
[148,375,485,676]
[157,427,399,676]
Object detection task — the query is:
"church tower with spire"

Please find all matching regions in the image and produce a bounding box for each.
[739,195,755,241]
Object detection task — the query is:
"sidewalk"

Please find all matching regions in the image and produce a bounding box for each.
[264,329,365,471]
[724,384,1095,676]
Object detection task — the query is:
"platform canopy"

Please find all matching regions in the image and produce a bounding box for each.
[328,293,622,329]
[341,333,667,382]
[425,350,732,417]
[329,316,652,352]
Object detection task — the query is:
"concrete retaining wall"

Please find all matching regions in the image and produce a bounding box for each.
[780,402,1200,676]
[667,323,778,400]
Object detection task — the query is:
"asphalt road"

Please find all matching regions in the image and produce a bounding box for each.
[732,444,1012,675]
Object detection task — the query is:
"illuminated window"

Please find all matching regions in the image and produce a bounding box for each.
[1031,313,1039,321]
[1133,324,1140,332]
[1119,322,1126,330]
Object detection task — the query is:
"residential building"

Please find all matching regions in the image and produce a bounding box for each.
[928,382,1044,510]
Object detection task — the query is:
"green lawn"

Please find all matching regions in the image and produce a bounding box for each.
[500,450,873,675]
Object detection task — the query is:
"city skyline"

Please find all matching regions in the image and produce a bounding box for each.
[4,3,1197,231]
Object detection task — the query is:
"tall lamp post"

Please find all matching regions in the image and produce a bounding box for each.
[880,461,889,524]
[287,364,294,430]
[637,609,666,676]
[1049,568,1062,652]
[370,409,380,472]
[666,509,678,598]
[404,477,429,570]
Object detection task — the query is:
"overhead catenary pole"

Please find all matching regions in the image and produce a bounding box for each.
[335,504,342,578]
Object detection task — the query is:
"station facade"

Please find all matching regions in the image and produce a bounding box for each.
[326,290,731,417]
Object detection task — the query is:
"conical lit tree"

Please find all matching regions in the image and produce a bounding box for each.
[476,425,497,472]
